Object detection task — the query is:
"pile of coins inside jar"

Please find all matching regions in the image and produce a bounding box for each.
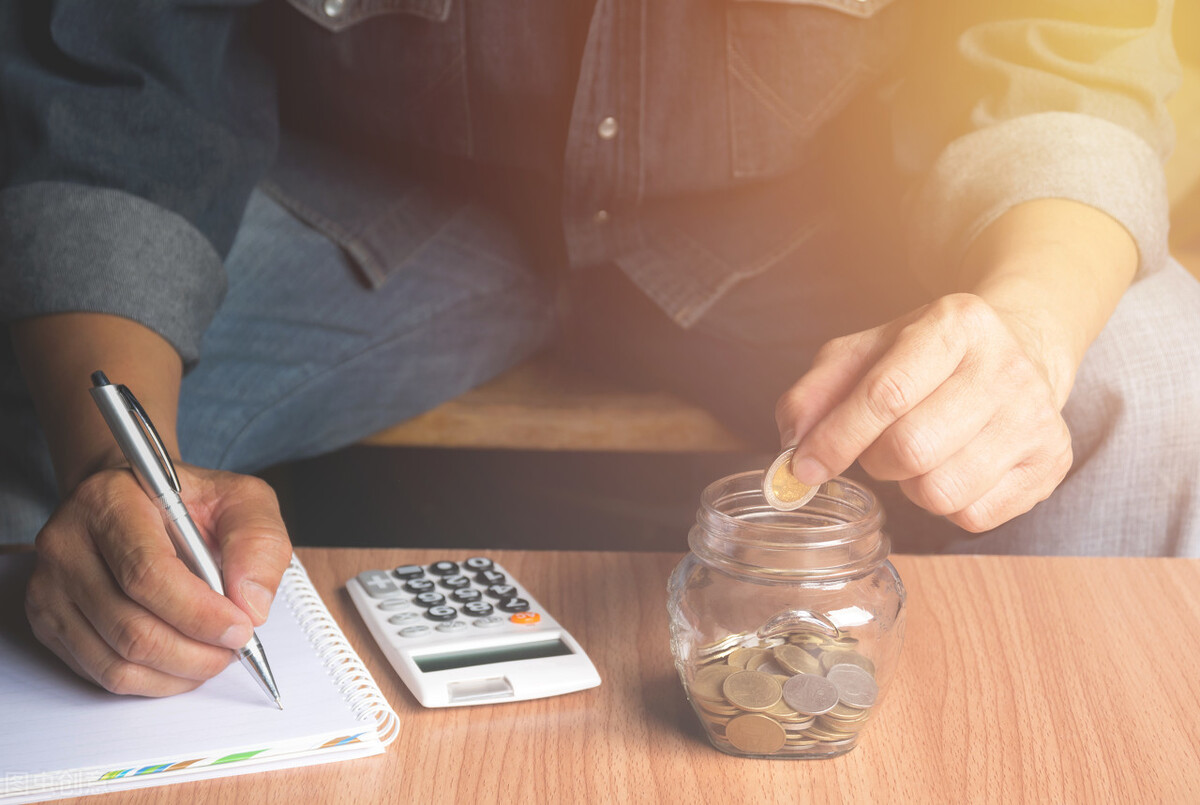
[684,627,879,757]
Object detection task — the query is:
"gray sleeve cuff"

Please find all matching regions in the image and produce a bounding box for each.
[0,182,227,367]
[906,111,1170,284]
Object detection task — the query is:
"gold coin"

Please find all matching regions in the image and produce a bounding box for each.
[819,649,875,676]
[722,670,783,712]
[725,714,787,755]
[690,664,738,701]
[774,644,820,676]
[728,647,768,669]
[762,447,818,511]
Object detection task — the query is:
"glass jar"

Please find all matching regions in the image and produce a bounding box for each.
[667,472,905,759]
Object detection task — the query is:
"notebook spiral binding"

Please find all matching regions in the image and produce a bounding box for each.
[279,556,400,746]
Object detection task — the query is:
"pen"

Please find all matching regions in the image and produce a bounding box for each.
[88,370,283,709]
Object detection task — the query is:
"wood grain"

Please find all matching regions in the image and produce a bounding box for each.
[52,550,1200,804]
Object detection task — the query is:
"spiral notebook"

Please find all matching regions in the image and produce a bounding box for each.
[0,553,398,804]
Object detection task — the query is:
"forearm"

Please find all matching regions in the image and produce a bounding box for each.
[955,198,1139,407]
[10,313,183,494]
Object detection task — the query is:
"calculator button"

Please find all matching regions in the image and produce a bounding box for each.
[463,557,493,572]
[425,605,458,622]
[499,597,530,613]
[439,574,471,590]
[392,565,426,580]
[510,612,541,625]
[414,591,447,608]
[428,561,459,576]
[387,611,420,624]
[473,616,506,628]
[476,570,506,586]
[462,601,494,617]
[436,620,468,633]
[357,570,402,598]
[485,584,517,599]
[377,598,412,611]
[404,578,435,594]
[398,625,432,638]
[450,588,483,603]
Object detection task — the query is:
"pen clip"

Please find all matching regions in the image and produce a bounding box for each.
[116,385,182,494]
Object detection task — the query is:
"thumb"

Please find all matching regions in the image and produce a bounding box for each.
[205,473,293,626]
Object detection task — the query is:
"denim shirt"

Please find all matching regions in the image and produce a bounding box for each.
[0,0,1179,363]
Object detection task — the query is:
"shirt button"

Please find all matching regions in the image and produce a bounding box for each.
[593,210,610,224]
[324,0,345,17]
[597,117,619,140]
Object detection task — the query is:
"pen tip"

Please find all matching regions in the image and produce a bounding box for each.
[276,698,284,711]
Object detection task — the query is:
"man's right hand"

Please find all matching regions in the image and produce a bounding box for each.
[25,463,293,697]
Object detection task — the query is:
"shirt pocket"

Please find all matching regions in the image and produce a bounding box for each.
[274,0,473,159]
[725,0,903,179]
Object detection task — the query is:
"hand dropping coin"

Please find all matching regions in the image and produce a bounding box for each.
[762,446,818,510]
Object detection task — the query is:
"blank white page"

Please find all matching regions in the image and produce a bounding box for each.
[0,553,393,802]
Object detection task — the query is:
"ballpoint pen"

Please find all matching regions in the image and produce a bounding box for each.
[88,370,283,709]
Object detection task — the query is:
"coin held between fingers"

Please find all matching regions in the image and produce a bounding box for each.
[763,447,818,511]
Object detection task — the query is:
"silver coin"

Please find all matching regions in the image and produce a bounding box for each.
[825,664,879,709]
[762,447,819,511]
[781,673,840,716]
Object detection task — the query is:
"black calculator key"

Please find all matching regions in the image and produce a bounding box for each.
[393,565,425,580]
[462,601,494,617]
[425,605,458,622]
[429,561,459,576]
[451,588,483,603]
[463,557,493,572]
[476,570,506,586]
[439,574,471,590]
[414,591,447,608]
[485,584,517,599]
[404,578,435,594]
[498,597,530,613]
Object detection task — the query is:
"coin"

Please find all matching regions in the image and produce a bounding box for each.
[781,673,840,716]
[819,649,875,675]
[723,670,783,712]
[825,664,879,709]
[729,647,768,669]
[762,447,818,511]
[725,714,787,755]
[690,664,739,701]
[773,644,820,675]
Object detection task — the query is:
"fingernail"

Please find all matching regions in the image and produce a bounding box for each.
[779,429,797,449]
[220,623,252,650]
[241,581,273,623]
[790,455,829,487]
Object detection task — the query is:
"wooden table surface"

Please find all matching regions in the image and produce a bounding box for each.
[56,548,1200,804]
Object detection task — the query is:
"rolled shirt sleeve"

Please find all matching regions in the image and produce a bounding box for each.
[0,0,276,365]
[896,2,1180,283]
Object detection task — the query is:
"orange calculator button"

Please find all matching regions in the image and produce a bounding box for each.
[510,612,541,625]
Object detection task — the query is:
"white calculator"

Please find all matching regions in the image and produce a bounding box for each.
[346,557,601,707]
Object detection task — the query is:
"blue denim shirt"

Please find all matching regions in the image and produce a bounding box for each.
[0,0,1179,364]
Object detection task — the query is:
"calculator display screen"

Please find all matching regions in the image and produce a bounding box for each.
[413,639,573,673]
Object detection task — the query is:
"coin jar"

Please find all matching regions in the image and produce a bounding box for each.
[667,472,905,759]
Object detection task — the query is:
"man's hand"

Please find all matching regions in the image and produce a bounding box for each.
[775,198,1140,534]
[25,463,293,697]
[776,293,1073,532]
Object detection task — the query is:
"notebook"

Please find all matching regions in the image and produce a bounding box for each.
[0,553,398,804]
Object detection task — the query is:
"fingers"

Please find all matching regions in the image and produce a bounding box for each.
[81,474,255,649]
[204,474,293,626]
[787,304,967,486]
[27,465,288,698]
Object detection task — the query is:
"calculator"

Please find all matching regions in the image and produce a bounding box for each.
[346,557,601,707]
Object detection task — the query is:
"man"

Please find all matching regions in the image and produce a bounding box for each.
[2,0,1197,697]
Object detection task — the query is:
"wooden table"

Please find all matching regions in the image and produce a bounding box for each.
[56,549,1200,803]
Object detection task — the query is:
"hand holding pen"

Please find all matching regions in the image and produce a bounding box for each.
[24,373,293,701]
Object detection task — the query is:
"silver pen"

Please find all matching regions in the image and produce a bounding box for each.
[88,371,282,709]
